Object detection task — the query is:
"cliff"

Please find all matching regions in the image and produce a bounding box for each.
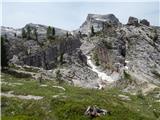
[1,14,160,93]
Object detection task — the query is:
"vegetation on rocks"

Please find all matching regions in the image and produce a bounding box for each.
[47,26,55,39]
[33,28,38,40]
[93,51,100,66]
[1,36,8,69]
[91,25,95,36]
[26,26,31,40]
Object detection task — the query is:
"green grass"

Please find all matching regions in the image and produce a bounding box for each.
[1,73,64,97]
[1,73,160,120]
[123,71,132,80]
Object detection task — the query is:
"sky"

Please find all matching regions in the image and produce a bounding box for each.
[1,0,160,30]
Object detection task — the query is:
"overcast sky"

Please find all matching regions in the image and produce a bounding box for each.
[1,0,159,30]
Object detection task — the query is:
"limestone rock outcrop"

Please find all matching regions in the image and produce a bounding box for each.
[77,14,121,35]
[1,14,160,91]
[1,24,81,69]
[140,19,150,26]
[127,16,139,26]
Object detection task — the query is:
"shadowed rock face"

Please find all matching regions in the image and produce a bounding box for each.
[21,36,81,70]
[1,23,82,70]
[1,14,160,89]
[140,19,150,26]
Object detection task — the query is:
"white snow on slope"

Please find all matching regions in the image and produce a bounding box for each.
[86,56,114,82]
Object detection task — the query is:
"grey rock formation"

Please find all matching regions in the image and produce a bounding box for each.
[24,23,68,36]
[140,19,150,26]
[127,16,139,26]
[78,15,160,90]
[77,14,121,35]
[91,24,160,87]
[1,24,81,70]
[1,14,160,92]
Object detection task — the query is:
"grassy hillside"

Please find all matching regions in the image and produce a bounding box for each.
[1,73,160,120]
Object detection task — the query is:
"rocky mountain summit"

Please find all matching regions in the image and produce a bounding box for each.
[77,14,121,35]
[1,14,160,93]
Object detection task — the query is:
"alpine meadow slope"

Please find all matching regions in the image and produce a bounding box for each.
[1,13,160,120]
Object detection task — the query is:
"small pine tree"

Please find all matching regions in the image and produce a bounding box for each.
[52,27,55,36]
[22,28,26,38]
[26,26,31,39]
[33,28,38,40]
[91,25,95,35]
[47,26,52,38]
[47,26,55,39]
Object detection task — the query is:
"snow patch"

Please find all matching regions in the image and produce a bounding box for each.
[86,56,114,82]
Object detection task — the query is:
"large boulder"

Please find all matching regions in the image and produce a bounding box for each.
[127,17,139,26]
[84,105,110,117]
[140,19,150,26]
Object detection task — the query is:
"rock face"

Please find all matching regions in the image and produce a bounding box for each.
[91,24,160,86]
[1,14,160,91]
[127,16,139,26]
[1,23,81,69]
[77,14,121,35]
[140,19,150,26]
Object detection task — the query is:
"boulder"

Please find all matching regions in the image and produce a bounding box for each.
[140,19,150,26]
[127,17,139,26]
[84,105,110,118]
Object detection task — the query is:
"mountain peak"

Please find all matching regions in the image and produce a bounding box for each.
[79,13,121,34]
[86,13,118,22]
[24,23,48,29]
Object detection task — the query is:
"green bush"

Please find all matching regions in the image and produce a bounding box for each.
[47,26,55,39]
[93,52,100,66]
